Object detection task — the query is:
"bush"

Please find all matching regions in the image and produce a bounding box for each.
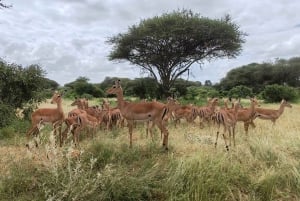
[0,103,16,128]
[261,84,298,102]
[228,85,253,98]
[185,86,219,101]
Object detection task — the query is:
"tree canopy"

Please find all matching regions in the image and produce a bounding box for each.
[107,9,246,95]
[0,60,56,127]
[218,57,300,92]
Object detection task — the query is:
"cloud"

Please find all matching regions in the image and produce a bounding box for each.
[0,0,300,86]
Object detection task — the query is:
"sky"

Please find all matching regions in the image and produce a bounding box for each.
[1,0,300,86]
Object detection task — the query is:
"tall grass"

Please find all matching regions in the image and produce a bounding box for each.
[0,100,300,200]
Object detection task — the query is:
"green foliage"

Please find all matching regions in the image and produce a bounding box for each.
[219,57,300,92]
[0,140,170,201]
[108,9,245,94]
[0,60,56,126]
[0,62,46,108]
[126,77,158,99]
[0,160,47,201]
[185,86,219,102]
[64,76,104,98]
[228,85,253,98]
[261,84,298,102]
[0,103,15,128]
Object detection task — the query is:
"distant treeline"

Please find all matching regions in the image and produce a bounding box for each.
[60,57,300,100]
[0,57,300,127]
[216,57,300,93]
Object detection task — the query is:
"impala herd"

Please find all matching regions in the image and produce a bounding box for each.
[25,80,293,151]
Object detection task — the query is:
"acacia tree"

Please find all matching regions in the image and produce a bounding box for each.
[107,9,246,95]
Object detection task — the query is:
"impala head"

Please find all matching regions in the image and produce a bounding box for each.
[106,80,122,95]
[71,97,81,106]
[50,91,62,104]
[281,99,292,108]
[233,99,242,110]
[250,97,260,107]
[211,98,219,106]
[101,99,110,110]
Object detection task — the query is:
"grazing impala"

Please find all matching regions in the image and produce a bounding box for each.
[106,80,170,150]
[26,91,65,146]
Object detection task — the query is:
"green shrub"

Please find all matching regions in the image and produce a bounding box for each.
[261,84,298,102]
[0,103,16,128]
[0,160,47,201]
[228,85,253,98]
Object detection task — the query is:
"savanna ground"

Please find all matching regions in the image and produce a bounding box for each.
[0,98,300,201]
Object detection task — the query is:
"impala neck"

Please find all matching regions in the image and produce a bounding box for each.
[115,89,126,110]
[250,101,256,114]
[57,100,63,113]
[210,101,217,111]
[278,103,286,115]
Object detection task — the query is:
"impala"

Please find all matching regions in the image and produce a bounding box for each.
[62,112,99,147]
[166,97,197,127]
[26,91,65,146]
[249,99,292,126]
[197,98,219,128]
[106,80,170,150]
[214,100,241,151]
[236,97,260,135]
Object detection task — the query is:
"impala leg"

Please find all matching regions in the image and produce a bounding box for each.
[215,124,220,148]
[57,122,62,147]
[148,121,155,141]
[244,122,249,136]
[228,127,232,147]
[222,133,229,152]
[156,120,169,150]
[61,126,69,147]
[223,126,229,151]
[215,131,219,148]
[128,120,134,148]
[232,126,236,147]
[249,120,256,128]
[162,127,169,151]
[26,126,37,140]
[74,127,81,147]
[145,121,149,138]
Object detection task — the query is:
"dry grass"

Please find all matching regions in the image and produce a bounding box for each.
[1,99,299,169]
[1,99,299,200]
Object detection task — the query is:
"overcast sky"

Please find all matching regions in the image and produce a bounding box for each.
[1,0,300,86]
